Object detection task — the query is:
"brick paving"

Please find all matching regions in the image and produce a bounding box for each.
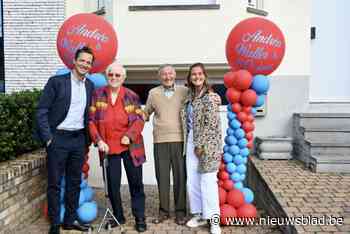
[251,157,350,234]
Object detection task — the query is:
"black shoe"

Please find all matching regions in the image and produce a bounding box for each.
[62,220,91,232]
[135,218,147,232]
[104,218,126,230]
[48,225,60,234]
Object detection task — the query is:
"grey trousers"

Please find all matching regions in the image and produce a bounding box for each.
[154,142,186,217]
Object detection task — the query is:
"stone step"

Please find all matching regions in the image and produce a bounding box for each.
[309,155,350,173]
[310,144,350,156]
[304,131,350,144]
[299,117,350,130]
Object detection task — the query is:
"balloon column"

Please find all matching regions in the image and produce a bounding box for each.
[219,17,285,225]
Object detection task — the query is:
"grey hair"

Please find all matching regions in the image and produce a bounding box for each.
[158,64,175,76]
[105,61,127,78]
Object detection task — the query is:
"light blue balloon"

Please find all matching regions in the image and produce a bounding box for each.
[227,111,236,120]
[83,187,95,202]
[229,145,240,155]
[80,179,88,189]
[234,128,245,139]
[230,172,241,182]
[242,157,248,164]
[233,155,244,165]
[55,67,70,76]
[226,163,236,174]
[237,164,247,174]
[227,104,232,112]
[251,74,270,95]
[251,108,257,116]
[79,190,86,206]
[226,128,235,136]
[223,145,230,153]
[229,119,241,129]
[240,148,250,157]
[238,138,248,148]
[240,173,246,181]
[60,204,65,224]
[254,95,265,107]
[242,188,254,203]
[225,135,237,145]
[223,153,233,163]
[77,201,98,223]
[234,182,244,190]
[87,73,107,89]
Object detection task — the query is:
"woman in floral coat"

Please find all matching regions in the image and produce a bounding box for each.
[180,63,222,234]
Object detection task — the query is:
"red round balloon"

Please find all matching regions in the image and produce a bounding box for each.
[247,114,255,122]
[219,187,227,205]
[57,13,118,73]
[240,89,258,107]
[242,106,252,114]
[219,171,230,180]
[218,180,224,187]
[231,103,242,113]
[227,189,245,208]
[237,204,257,219]
[82,163,90,173]
[226,17,286,75]
[219,162,226,171]
[226,88,241,104]
[224,71,235,88]
[237,112,248,122]
[223,179,234,191]
[246,132,254,141]
[220,204,237,225]
[247,140,254,149]
[232,70,253,91]
[243,121,255,132]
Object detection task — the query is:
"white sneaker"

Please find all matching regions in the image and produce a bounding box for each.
[210,224,222,234]
[186,214,207,228]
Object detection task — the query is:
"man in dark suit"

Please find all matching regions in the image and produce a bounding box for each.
[36,46,95,234]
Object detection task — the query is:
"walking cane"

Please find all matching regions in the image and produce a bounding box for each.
[97,154,126,233]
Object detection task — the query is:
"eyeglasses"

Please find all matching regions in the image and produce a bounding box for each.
[107,73,122,78]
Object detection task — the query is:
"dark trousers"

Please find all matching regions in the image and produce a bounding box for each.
[46,130,86,225]
[106,151,145,222]
[154,142,186,217]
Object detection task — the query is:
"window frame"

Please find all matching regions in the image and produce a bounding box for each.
[128,0,220,11]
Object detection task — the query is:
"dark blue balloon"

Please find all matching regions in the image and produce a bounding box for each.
[87,73,107,89]
[225,135,238,145]
[229,119,241,129]
[234,128,245,139]
[223,145,230,153]
[254,95,265,107]
[56,67,70,76]
[251,74,269,95]
[227,111,236,120]
[226,128,235,136]
[223,153,233,163]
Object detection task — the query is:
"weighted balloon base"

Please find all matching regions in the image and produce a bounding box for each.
[97,207,125,233]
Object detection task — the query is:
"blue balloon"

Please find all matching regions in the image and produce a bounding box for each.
[79,190,86,206]
[80,179,88,189]
[223,145,230,153]
[60,188,65,203]
[233,155,244,165]
[226,163,236,173]
[227,111,236,120]
[77,201,98,223]
[242,188,254,203]
[225,135,237,145]
[227,104,232,112]
[56,67,70,76]
[242,157,248,164]
[60,204,65,224]
[226,128,235,136]
[230,172,241,182]
[234,182,244,190]
[83,186,95,202]
[251,75,270,95]
[228,145,240,155]
[254,95,265,107]
[240,173,246,181]
[87,73,107,89]
[229,119,241,129]
[251,108,257,116]
[237,164,247,174]
[240,148,250,157]
[238,138,248,148]
[223,153,233,163]
[234,128,245,139]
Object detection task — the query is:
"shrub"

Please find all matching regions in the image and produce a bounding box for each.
[0,89,42,161]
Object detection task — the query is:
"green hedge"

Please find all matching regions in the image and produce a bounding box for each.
[0,89,42,162]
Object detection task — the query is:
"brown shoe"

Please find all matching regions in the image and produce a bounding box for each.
[152,214,169,224]
[175,216,186,225]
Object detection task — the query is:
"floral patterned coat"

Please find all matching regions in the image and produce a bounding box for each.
[180,89,222,173]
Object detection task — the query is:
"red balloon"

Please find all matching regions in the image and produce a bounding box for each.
[57,13,118,73]
[246,132,254,141]
[242,121,255,132]
[226,88,241,104]
[232,70,253,91]
[237,204,257,219]
[218,180,224,187]
[227,189,245,208]
[242,106,252,114]
[247,114,255,122]
[43,202,49,219]
[240,89,258,107]
[226,17,286,75]
[237,112,248,122]
[223,179,234,191]
[247,140,254,149]
[231,103,242,113]
[219,171,230,180]
[224,71,236,88]
[220,204,237,225]
[219,163,226,171]
[82,163,90,173]
[219,187,227,205]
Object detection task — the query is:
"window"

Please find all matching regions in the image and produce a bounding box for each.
[247,0,268,16]
[0,0,4,93]
[130,0,216,6]
[129,0,219,11]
